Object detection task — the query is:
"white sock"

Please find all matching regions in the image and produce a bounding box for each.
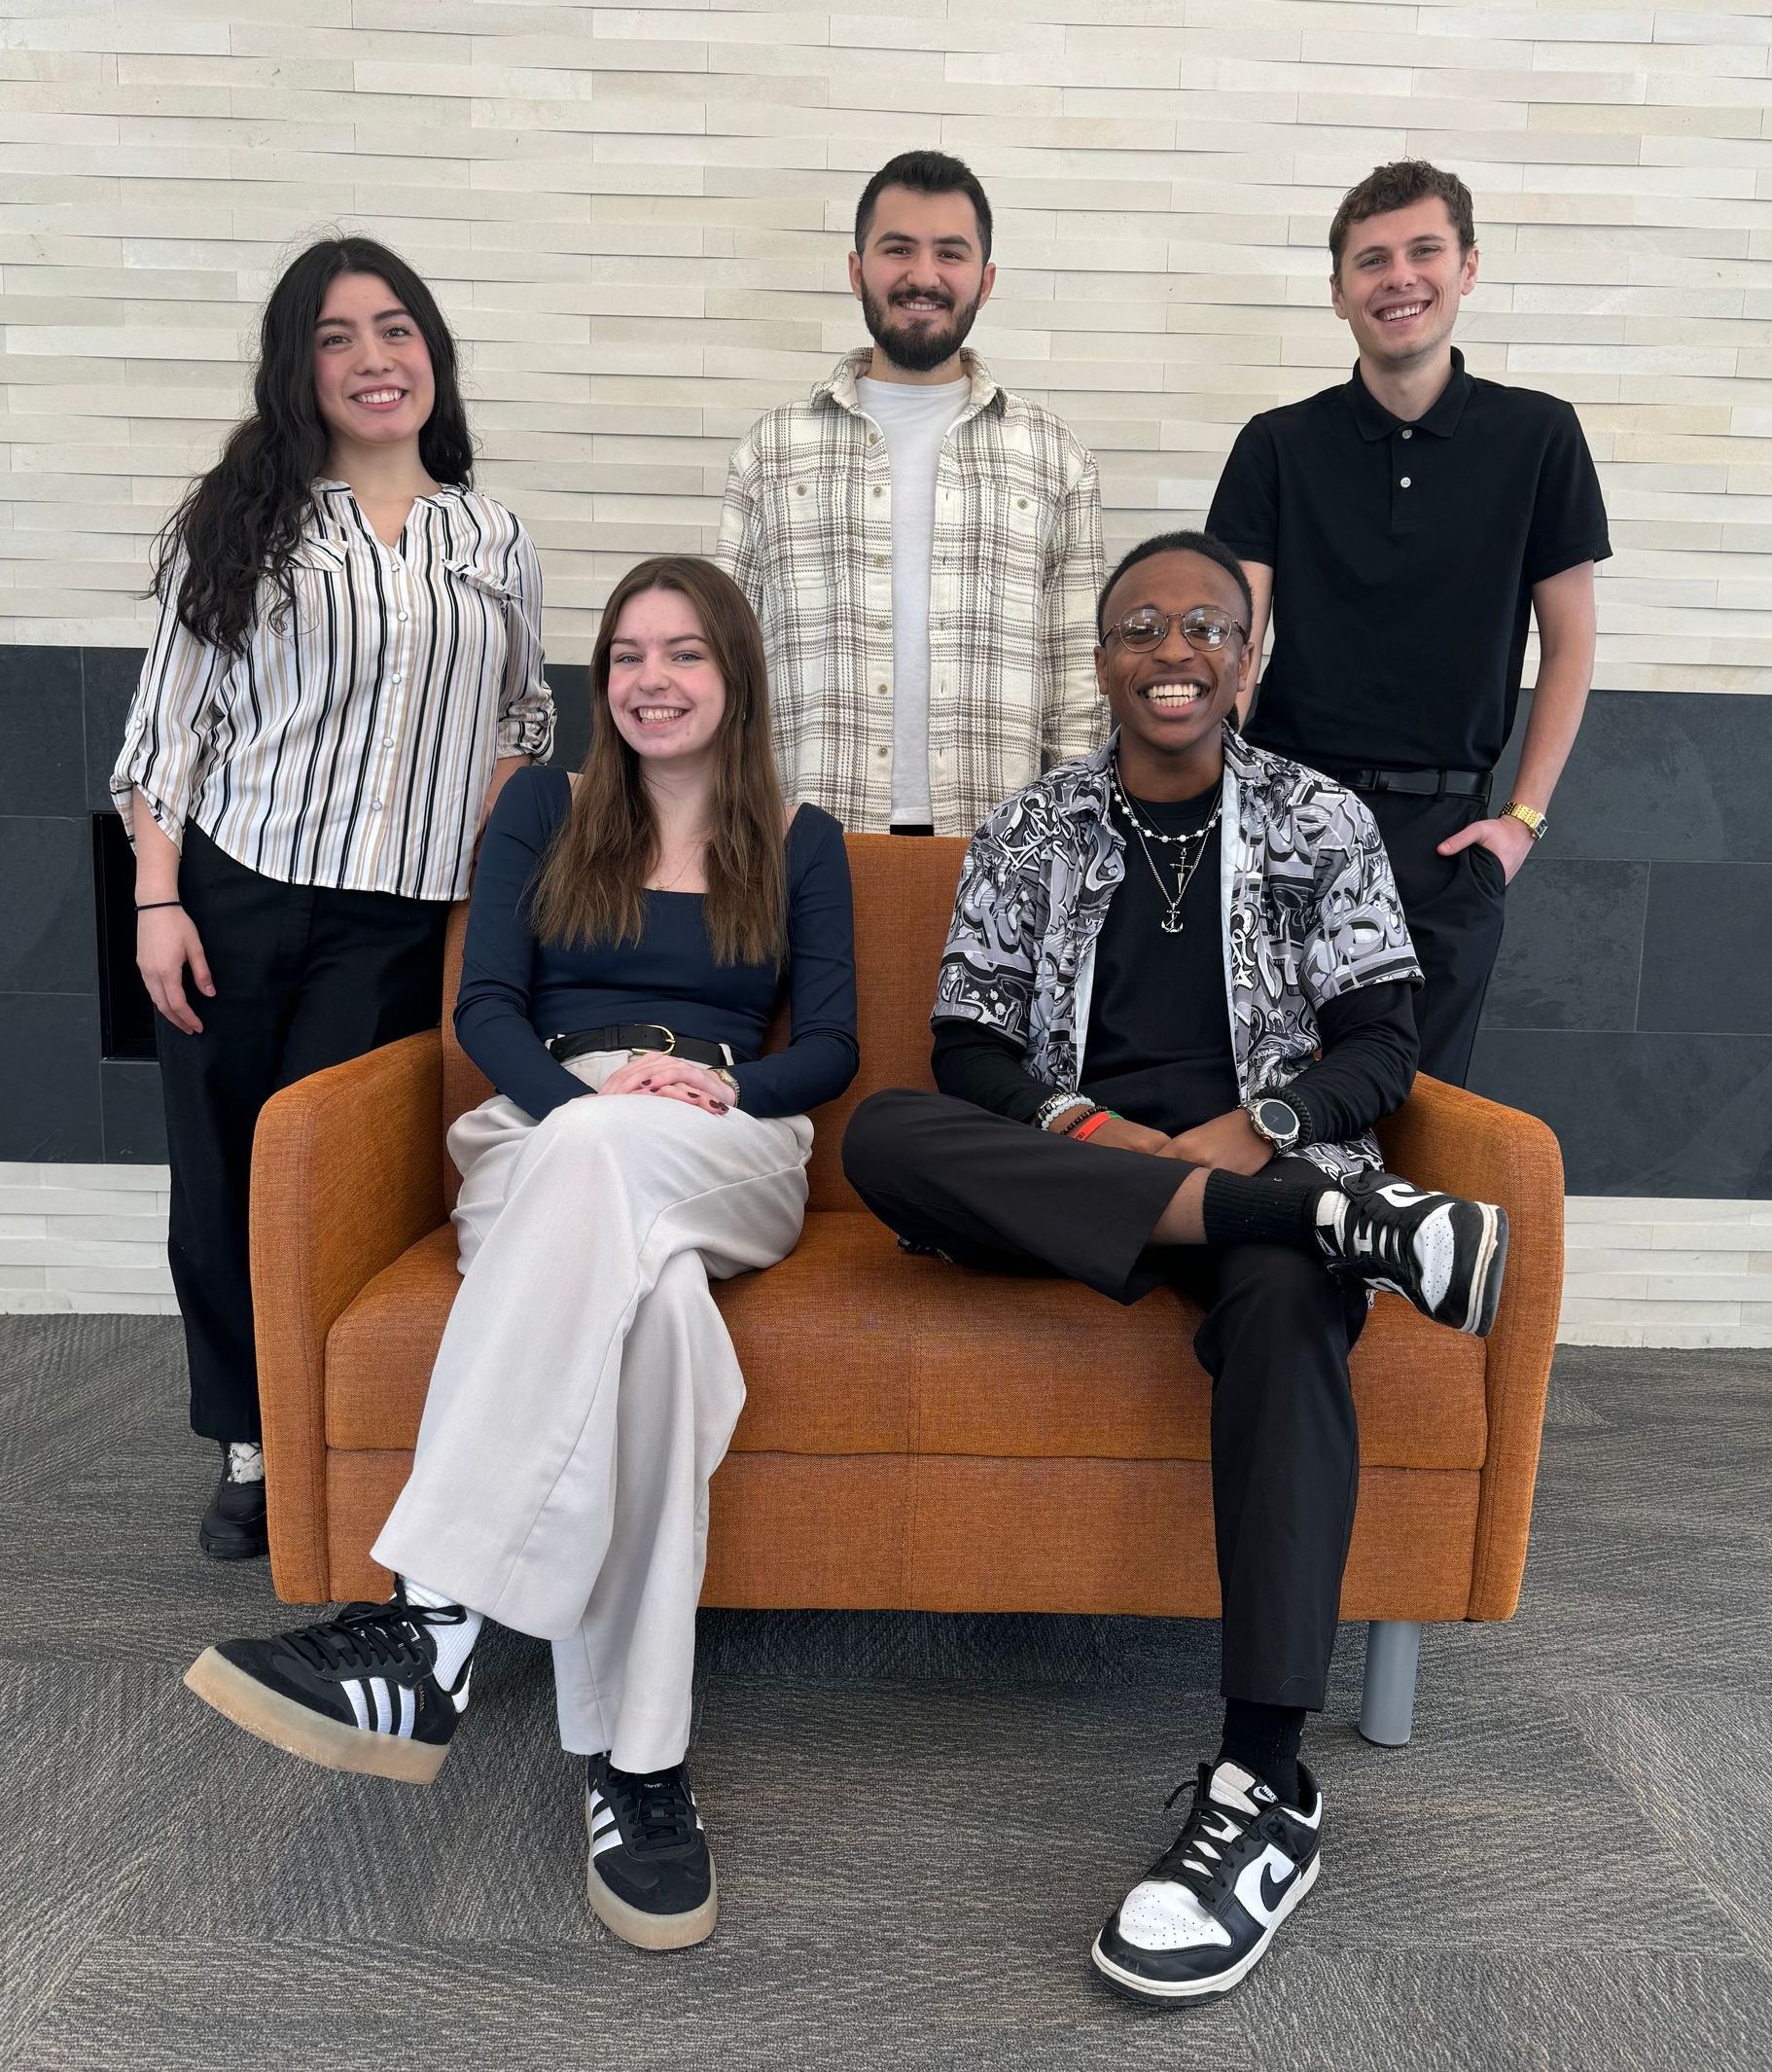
[224,1441,265,1483]
[401,1577,482,1690]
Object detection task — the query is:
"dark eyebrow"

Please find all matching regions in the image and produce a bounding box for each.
[314,306,411,330]
[872,228,975,253]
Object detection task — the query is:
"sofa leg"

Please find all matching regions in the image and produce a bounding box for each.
[1358,1620,1422,1748]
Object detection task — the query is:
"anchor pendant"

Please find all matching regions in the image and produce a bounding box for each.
[1161,908,1186,935]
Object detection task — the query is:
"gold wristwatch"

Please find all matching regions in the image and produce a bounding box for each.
[1500,800,1548,842]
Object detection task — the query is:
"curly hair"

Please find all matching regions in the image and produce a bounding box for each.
[1329,161,1475,272]
[151,236,473,655]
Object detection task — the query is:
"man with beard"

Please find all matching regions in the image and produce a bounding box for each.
[718,150,1104,834]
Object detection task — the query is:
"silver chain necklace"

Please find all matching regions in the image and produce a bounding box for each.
[1109,761,1223,936]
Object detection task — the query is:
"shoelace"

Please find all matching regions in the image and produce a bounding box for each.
[601,1766,697,1853]
[285,1596,464,1682]
[1146,1766,1260,1898]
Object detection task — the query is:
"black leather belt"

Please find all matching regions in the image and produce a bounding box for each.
[1330,767,1490,803]
[547,1023,735,1068]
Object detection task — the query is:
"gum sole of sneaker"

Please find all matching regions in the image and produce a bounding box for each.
[1465,1204,1510,1339]
[584,1803,718,1950]
[1089,1853,1320,2005]
[183,1647,447,1785]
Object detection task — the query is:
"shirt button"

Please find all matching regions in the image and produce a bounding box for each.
[876,683,889,697]
[872,486,883,499]
[875,744,888,758]
[390,557,402,569]
[371,798,384,812]
[1400,428,1413,441]
[398,611,408,623]
[868,431,880,445]
[1400,477,1412,489]
[1017,497,1028,510]
[796,483,808,496]
[392,671,405,683]
[872,555,887,569]
[382,735,397,749]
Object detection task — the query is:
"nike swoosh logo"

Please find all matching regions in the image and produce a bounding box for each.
[1258,1862,1296,1912]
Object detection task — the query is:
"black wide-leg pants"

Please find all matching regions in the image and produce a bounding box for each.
[156,826,449,1444]
[841,1089,1367,1711]
[1362,791,1507,1089]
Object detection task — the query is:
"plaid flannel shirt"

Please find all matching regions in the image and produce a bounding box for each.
[717,349,1105,835]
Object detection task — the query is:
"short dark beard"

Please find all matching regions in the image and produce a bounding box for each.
[860,282,980,375]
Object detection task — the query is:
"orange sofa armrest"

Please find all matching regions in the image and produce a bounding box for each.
[250,1029,446,1603]
[1376,1073,1565,1621]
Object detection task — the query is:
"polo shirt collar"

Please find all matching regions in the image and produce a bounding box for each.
[1346,347,1472,442]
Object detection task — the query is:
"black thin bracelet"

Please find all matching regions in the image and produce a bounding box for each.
[135,899,184,912]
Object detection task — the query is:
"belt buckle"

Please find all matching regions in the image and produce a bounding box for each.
[630,1023,675,1057]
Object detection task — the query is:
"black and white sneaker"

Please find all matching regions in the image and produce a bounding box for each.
[1092,1759,1323,2004]
[1316,1169,1509,1337]
[183,1583,474,1785]
[198,1441,268,1560]
[585,1754,717,1949]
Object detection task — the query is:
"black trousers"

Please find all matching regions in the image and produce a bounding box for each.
[157,826,449,1444]
[841,1090,1367,1711]
[1361,791,1507,1088]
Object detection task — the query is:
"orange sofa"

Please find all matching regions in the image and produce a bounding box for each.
[251,834,1564,1745]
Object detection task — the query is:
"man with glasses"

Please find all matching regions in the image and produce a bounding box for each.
[843,530,1510,2005]
[1207,160,1610,1085]
[718,148,1103,835]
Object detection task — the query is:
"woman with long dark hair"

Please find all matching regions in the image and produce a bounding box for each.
[113,237,552,1558]
[184,555,857,1950]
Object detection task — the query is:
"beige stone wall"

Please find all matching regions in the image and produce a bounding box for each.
[2,0,1769,681]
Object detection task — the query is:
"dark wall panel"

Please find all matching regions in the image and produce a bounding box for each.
[0,992,101,1161]
[1637,862,1772,1036]
[1471,1030,1772,1200]
[1481,858,1648,1034]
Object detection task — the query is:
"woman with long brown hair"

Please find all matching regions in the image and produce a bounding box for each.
[183,555,857,1951]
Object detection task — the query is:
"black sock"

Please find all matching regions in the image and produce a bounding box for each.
[1218,1697,1306,1807]
[1200,1162,1327,1249]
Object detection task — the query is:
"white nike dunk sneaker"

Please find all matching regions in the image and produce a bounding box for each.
[1092,1758,1323,2004]
[1315,1168,1509,1337]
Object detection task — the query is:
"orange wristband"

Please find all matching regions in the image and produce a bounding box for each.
[1069,1109,1117,1144]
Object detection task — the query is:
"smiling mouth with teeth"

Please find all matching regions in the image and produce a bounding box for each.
[352,388,408,405]
[635,706,689,724]
[1139,681,1211,707]
[1378,303,1428,323]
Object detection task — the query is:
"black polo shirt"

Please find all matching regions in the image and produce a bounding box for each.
[1206,349,1611,774]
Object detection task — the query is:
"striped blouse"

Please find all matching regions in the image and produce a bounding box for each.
[112,481,555,902]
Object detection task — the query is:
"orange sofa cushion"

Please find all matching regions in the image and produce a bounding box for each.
[326,1210,1488,1470]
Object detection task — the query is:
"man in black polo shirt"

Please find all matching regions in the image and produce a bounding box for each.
[1207,159,1611,1085]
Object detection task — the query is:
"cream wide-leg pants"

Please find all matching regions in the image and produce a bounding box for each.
[372,1052,813,1771]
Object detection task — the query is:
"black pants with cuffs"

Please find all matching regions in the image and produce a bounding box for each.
[1361,791,1507,1089]
[156,825,449,1445]
[841,1089,1367,1712]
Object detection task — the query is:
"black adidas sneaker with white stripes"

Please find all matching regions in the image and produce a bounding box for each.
[183,1584,474,1785]
[1092,1758,1323,2004]
[585,1754,717,1949]
[1315,1168,1509,1338]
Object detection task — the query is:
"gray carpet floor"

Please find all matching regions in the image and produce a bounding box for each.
[2,1315,1769,2071]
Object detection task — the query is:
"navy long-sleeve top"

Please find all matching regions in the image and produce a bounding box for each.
[454,767,859,1123]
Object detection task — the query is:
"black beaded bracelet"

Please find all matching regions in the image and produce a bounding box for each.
[135,900,184,912]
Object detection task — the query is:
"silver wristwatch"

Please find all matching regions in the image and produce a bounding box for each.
[1245,1094,1303,1153]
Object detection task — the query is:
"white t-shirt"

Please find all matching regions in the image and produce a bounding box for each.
[855,374,971,826]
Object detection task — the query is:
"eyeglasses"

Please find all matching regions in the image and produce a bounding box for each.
[1103,607,1249,654]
